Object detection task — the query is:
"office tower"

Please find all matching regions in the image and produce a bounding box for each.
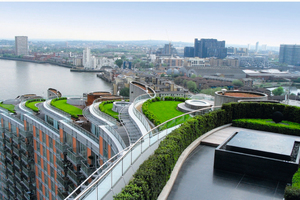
[194,38,227,59]
[248,44,250,50]
[279,45,300,66]
[255,42,259,53]
[184,47,194,57]
[15,36,28,56]
[156,43,178,56]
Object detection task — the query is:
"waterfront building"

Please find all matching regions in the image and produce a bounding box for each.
[15,36,28,56]
[279,44,300,66]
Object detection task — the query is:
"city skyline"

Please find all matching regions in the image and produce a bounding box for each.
[1,2,300,47]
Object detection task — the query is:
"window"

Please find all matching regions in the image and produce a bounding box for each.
[42,132,46,143]
[50,151,53,163]
[49,138,53,149]
[43,146,46,158]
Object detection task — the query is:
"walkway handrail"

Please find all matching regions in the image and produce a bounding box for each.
[66,103,222,200]
[118,104,132,144]
[104,125,126,149]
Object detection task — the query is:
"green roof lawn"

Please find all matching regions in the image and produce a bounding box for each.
[0,102,15,113]
[26,100,45,112]
[148,101,191,126]
[100,102,119,120]
[51,99,82,117]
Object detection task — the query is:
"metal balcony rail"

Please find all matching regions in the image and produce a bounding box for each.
[12,145,19,154]
[81,160,95,177]
[22,167,29,177]
[12,136,20,145]
[26,112,59,133]
[7,163,13,173]
[24,192,30,200]
[68,167,82,184]
[57,173,68,187]
[69,184,76,194]
[8,185,14,195]
[17,193,22,200]
[2,188,8,198]
[14,159,21,170]
[0,145,4,153]
[132,93,153,132]
[16,182,23,192]
[67,149,84,165]
[5,143,12,151]
[66,103,221,200]
[8,173,14,184]
[15,171,21,181]
[104,125,126,149]
[21,179,30,190]
[19,130,32,138]
[58,187,67,200]
[6,153,12,162]
[56,140,68,153]
[4,129,13,138]
[56,158,65,171]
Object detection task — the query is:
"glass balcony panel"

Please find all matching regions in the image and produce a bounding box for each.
[24,192,30,200]
[56,140,67,153]
[141,134,150,152]
[15,171,21,181]
[122,152,131,173]
[14,159,20,169]
[80,161,95,177]
[57,187,67,200]
[68,167,80,184]
[22,167,29,177]
[67,149,84,165]
[16,182,23,192]
[97,173,111,200]
[111,161,122,186]
[56,159,64,171]
[131,141,141,162]
[6,153,12,162]
[7,163,13,173]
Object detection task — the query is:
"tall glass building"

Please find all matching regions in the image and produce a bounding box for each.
[279,45,300,66]
[15,36,28,56]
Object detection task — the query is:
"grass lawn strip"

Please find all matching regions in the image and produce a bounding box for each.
[0,103,15,113]
[51,99,82,117]
[148,101,190,123]
[26,100,45,112]
[101,103,119,120]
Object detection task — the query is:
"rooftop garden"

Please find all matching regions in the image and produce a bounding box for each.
[0,102,15,113]
[142,96,191,128]
[99,101,119,121]
[115,102,300,200]
[51,97,82,119]
[25,99,45,112]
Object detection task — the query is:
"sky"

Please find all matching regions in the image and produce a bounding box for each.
[1,2,300,47]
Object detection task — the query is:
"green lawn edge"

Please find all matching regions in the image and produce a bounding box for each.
[25,99,45,112]
[0,102,15,113]
[51,97,82,119]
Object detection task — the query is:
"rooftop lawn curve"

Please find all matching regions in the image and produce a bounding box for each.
[51,97,82,119]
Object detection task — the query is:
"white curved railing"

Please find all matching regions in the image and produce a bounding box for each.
[92,99,118,126]
[44,99,71,120]
[66,103,221,200]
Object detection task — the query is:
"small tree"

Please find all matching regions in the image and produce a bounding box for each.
[115,59,123,68]
[120,87,129,97]
[191,74,196,78]
[272,87,284,96]
[187,81,197,92]
[232,79,244,87]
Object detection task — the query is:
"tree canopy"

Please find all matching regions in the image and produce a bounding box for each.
[187,81,197,92]
[232,79,244,87]
[115,59,123,68]
[120,87,129,97]
[272,87,284,96]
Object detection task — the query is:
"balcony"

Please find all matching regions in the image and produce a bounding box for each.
[15,171,21,181]
[22,167,33,178]
[21,179,31,190]
[2,188,8,199]
[0,144,4,153]
[57,187,67,200]
[19,130,32,138]
[24,192,31,200]
[5,143,12,151]
[13,145,20,156]
[81,160,96,177]
[20,142,31,152]
[56,140,68,153]
[6,153,13,162]
[56,158,65,171]
[67,149,84,165]
[8,185,14,196]
[67,167,82,185]
[7,173,14,185]
[21,154,33,165]
[14,159,21,170]
[4,130,13,138]
[17,193,23,200]
[12,136,20,145]
[16,182,23,192]
[57,173,68,187]
[6,162,14,174]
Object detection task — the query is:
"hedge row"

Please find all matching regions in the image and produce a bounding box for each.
[285,168,300,200]
[25,99,45,112]
[222,102,300,124]
[232,119,300,136]
[114,109,227,200]
[142,96,189,126]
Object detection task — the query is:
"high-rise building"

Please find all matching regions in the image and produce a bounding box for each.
[15,36,28,56]
[83,47,91,68]
[255,42,259,53]
[194,38,227,59]
[279,45,300,66]
[156,43,178,56]
[184,47,194,57]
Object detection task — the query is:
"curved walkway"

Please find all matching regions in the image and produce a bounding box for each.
[159,127,295,200]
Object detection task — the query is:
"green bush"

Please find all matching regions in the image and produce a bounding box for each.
[284,186,300,200]
[232,119,300,136]
[114,109,227,200]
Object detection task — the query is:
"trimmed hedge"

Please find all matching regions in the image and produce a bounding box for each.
[114,109,227,200]
[232,118,300,136]
[222,102,300,124]
[25,99,45,112]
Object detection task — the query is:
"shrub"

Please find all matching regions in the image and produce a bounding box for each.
[284,186,300,200]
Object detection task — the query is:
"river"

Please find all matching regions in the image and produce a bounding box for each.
[0,59,113,101]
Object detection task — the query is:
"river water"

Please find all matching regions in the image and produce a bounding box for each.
[0,59,113,101]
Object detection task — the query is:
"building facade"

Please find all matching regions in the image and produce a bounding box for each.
[194,38,227,59]
[15,36,28,56]
[279,45,300,66]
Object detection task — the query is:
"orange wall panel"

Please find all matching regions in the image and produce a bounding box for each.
[99,136,103,156]
[87,147,92,165]
[59,128,63,142]
[33,125,36,137]
[73,137,76,152]
[23,120,26,130]
[108,144,111,159]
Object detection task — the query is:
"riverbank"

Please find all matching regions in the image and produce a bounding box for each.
[0,57,73,68]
